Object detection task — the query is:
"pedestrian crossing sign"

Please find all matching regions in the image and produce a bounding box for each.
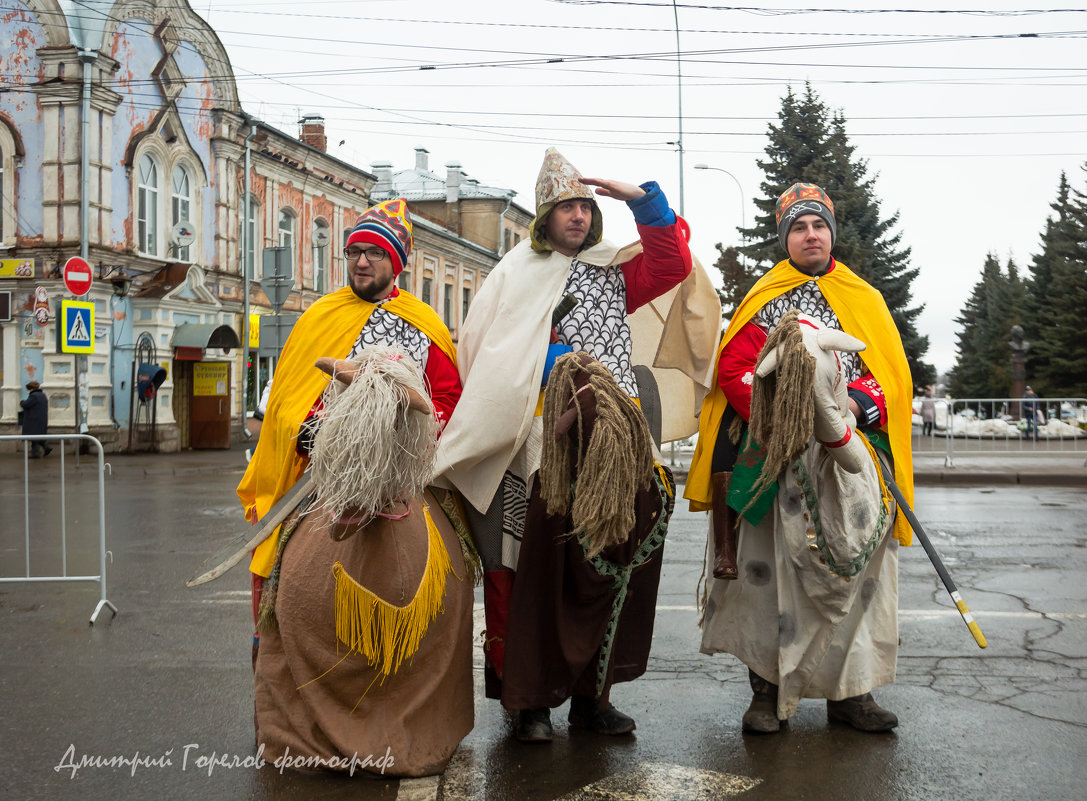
[60,300,95,354]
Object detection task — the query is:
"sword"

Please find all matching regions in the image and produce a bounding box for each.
[186,475,315,588]
[877,459,988,649]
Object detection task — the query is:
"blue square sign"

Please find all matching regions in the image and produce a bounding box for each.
[60,300,95,354]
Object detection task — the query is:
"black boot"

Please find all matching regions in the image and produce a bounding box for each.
[569,695,636,735]
[742,670,784,734]
[827,692,898,732]
[515,708,553,743]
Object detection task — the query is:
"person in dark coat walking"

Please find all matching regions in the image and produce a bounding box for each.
[20,381,51,458]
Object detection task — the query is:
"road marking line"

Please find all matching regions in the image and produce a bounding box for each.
[655,604,1087,619]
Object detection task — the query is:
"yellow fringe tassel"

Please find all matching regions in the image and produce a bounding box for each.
[332,506,452,679]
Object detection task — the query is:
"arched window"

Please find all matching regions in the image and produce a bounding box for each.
[278,209,296,278]
[313,219,329,294]
[171,166,191,261]
[0,123,15,246]
[137,154,159,255]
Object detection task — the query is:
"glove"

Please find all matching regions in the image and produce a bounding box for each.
[542,343,573,386]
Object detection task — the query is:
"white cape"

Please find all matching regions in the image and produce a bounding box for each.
[433,238,720,513]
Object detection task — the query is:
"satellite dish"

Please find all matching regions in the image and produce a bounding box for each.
[312,227,330,248]
[171,221,196,247]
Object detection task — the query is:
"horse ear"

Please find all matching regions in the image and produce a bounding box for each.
[816,329,867,354]
[402,387,433,415]
[755,347,780,377]
[315,357,359,385]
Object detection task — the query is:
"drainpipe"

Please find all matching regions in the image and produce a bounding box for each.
[498,192,513,255]
[77,48,97,435]
[241,123,257,438]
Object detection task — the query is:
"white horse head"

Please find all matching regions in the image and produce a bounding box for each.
[756,313,869,474]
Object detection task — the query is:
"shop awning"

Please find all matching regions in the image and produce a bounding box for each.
[171,323,241,351]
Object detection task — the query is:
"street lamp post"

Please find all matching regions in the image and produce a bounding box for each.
[694,163,746,267]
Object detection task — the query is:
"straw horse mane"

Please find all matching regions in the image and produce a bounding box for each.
[538,351,655,558]
[745,309,869,502]
[310,345,437,532]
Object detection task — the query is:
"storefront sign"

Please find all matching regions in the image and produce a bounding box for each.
[193,362,229,396]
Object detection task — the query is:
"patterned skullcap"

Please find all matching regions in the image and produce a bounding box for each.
[529,148,602,253]
[347,198,413,275]
[775,183,836,251]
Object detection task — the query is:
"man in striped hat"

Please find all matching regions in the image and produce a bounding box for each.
[685,182,913,735]
[238,197,461,664]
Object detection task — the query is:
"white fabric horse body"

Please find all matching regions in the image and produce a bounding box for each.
[702,313,899,718]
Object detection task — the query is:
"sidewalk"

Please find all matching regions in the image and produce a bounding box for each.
[3,442,1084,487]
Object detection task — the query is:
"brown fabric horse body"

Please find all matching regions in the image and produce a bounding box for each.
[254,348,473,777]
[501,353,673,710]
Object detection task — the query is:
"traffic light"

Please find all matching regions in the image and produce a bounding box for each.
[136,363,167,402]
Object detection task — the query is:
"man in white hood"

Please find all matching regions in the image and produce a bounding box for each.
[435,148,717,743]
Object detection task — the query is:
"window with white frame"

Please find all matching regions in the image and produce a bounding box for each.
[278,209,296,279]
[241,196,259,279]
[313,219,329,293]
[171,165,191,261]
[137,154,160,255]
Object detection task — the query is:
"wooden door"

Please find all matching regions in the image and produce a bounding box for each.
[190,361,231,449]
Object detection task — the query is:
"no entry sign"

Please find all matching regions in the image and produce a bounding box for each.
[63,256,93,296]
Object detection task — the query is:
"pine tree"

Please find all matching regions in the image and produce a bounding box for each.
[741,84,935,389]
[949,255,1026,401]
[1024,167,1087,397]
[711,244,758,318]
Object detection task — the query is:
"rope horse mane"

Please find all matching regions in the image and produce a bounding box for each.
[745,308,816,504]
[539,352,655,559]
[309,344,437,522]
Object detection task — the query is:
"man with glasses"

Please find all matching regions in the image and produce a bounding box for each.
[238,197,460,666]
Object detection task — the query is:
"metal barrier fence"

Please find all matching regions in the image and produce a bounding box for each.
[910,396,1087,466]
[0,434,118,624]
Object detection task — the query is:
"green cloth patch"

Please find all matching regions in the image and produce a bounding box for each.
[864,427,892,456]
[726,431,777,526]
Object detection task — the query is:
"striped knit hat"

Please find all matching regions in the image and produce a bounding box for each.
[775,183,836,251]
[347,198,413,275]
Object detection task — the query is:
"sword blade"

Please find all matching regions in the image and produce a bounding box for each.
[185,475,315,588]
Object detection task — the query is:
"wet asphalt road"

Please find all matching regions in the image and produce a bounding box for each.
[1,467,1085,801]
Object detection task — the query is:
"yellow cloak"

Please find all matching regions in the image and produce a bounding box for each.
[238,286,456,577]
[683,259,915,546]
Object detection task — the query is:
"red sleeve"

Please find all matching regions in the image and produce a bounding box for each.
[620,218,693,312]
[848,375,888,427]
[718,320,767,422]
[424,343,462,436]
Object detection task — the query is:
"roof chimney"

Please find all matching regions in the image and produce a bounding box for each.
[299,114,327,152]
[371,160,394,196]
[414,147,429,172]
[445,161,462,204]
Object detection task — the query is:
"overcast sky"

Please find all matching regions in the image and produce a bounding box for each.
[202,0,1087,376]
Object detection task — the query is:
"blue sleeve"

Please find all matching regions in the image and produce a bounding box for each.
[627,181,676,227]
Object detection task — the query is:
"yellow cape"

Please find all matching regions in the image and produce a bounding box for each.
[683,259,916,546]
[238,286,456,577]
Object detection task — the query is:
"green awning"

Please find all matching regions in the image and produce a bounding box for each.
[171,323,241,350]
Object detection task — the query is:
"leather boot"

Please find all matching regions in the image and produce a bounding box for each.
[711,472,739,580]
[742,670,784,734]
[515,708,554,743]
[827,692,899,732]
[569,695,636,735]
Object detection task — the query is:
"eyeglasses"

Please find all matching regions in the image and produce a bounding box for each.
[343,246,388,263]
